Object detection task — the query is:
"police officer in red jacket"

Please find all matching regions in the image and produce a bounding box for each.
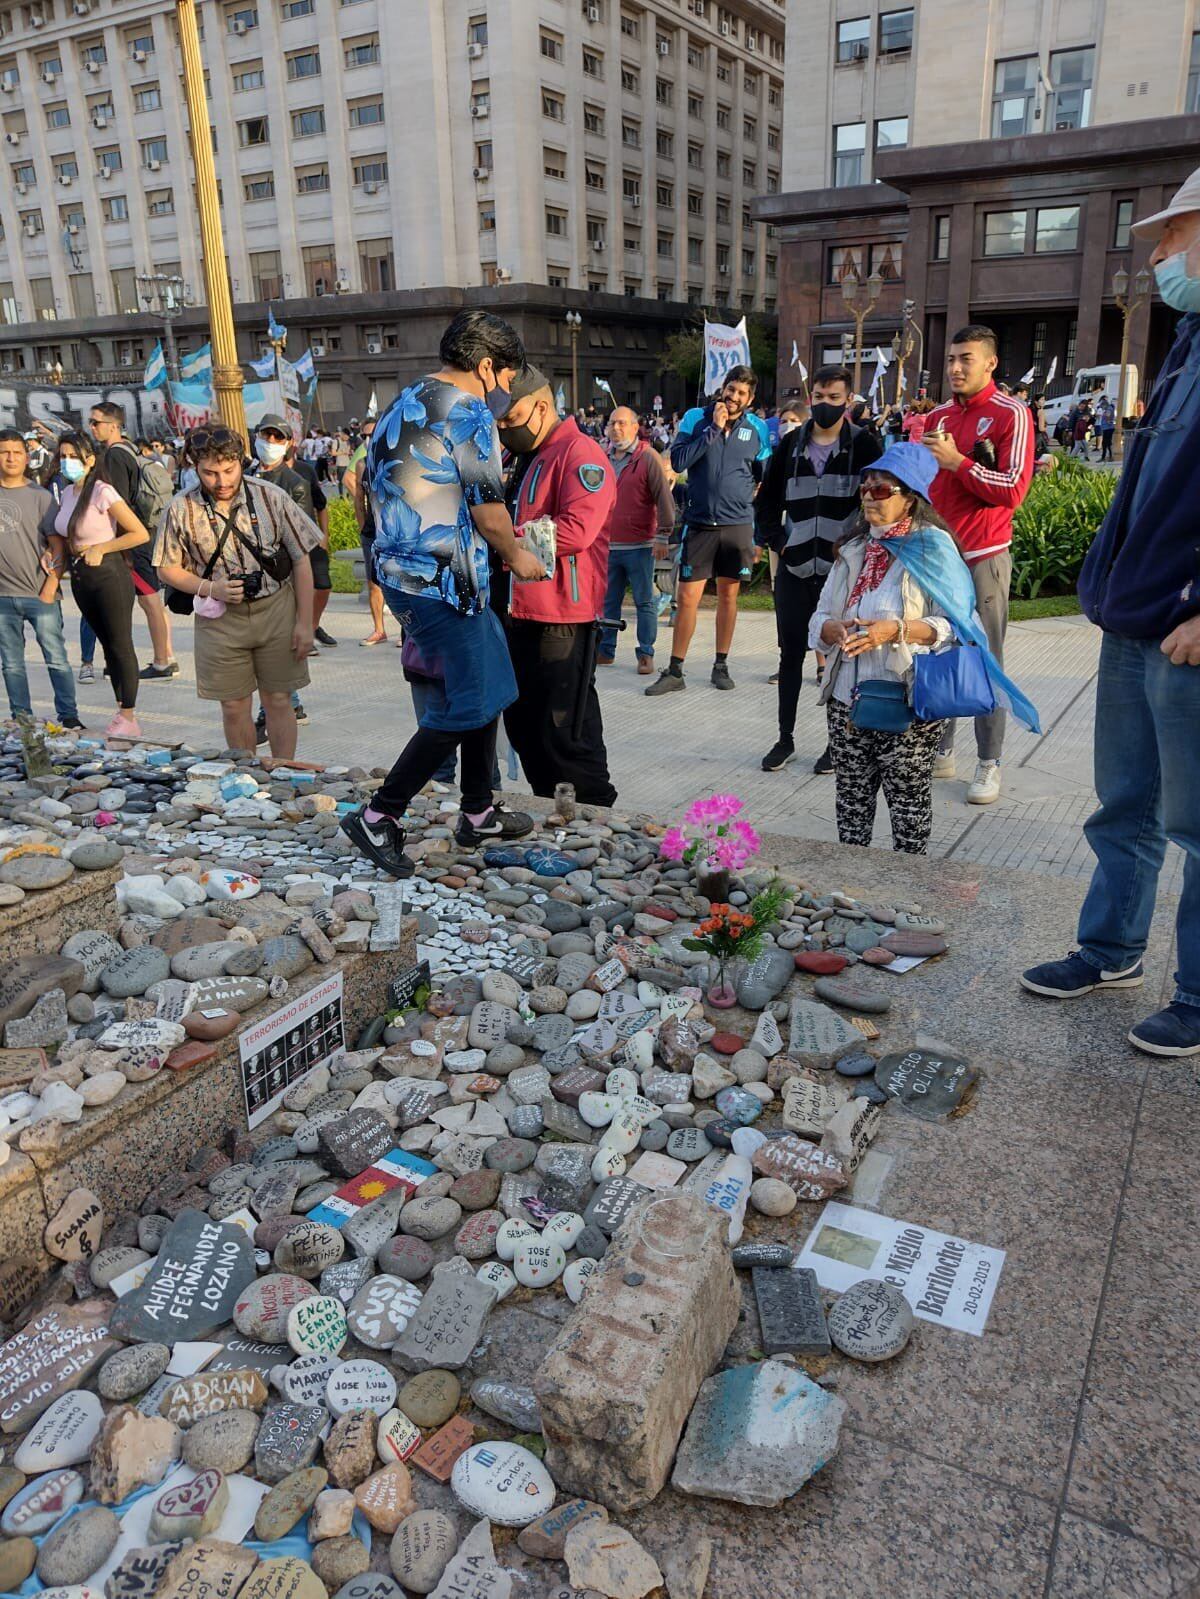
[497,367,619,807]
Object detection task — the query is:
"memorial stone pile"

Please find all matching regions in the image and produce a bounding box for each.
[0,730,968,1597]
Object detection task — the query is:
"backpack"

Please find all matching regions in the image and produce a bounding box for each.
[112,442,175,534]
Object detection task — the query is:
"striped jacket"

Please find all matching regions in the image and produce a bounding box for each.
[755,420,883,580]
[924,381,1034,564]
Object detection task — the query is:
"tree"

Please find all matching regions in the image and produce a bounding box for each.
[660,315,779,399]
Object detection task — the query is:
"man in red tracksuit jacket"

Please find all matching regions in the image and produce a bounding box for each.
[922,323,1035,805]
[497,366,619,806]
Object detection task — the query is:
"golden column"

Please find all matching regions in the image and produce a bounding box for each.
[176,0,247,440]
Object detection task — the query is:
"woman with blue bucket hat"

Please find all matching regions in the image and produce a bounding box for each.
[809,441,1040,854]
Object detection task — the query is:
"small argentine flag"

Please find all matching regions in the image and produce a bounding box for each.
[248,350,275,379]
[143,341,168,391]
[594,376,614,398]
[293,349,316,383]
[179,342,211,382]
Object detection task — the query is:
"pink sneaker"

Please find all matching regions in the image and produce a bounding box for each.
[105,712,142,740]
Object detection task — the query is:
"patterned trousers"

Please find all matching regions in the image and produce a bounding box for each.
[826,700,946,855]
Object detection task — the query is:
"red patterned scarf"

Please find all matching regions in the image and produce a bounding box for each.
[847,515,913,608]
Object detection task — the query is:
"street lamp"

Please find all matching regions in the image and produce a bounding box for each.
[840,267,883,399]
[175,0,246,439]
[137,271,188,383]
[564,310,582,414]
[889,297,924,408]
[1112,265,1152,458]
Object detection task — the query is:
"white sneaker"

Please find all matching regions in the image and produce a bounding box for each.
[967,760,1001,804]
[932,754,956,780]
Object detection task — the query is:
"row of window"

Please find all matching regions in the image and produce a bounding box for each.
[992,47,1093,137]
[533,148,778,209]
[0,30,379,88]
[467,7,783,63]
[0,0,372,40]
[539,94,779,186]
[835,9,914,63]
[832,117,909,186]
[537,30,781,102]
[542,205,772,271]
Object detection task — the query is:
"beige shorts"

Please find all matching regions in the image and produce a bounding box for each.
[194,583,310,702]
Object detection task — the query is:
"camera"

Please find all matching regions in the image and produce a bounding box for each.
[240,569,263,601]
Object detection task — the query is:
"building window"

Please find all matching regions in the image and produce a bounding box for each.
[742,247,755,275]
[226,6,258,32]
[540,30,563,62]
[587,216,605,247]
[1031,320,1047,368]
[281,0,313,15]
[878,8,913,54]
[584,105,605,135]
[742,160,756,185]
[767,128,780,150]
[832,122,865,187]
[147,189,174,215]
[991,56,1037,138]
[543,90,565,121]
[233,63,264,89]
[1049,47,1094,131]
[622,119,640,148]
[126,32,155,55]
[870,241,903,278]
[656,129,673,158]
[716,244,730,273]
[1065,317,1078,377]
[688,93,704,118]
[656,180,673,207]
[836,17,869,63]
[715,151,730,177]
[11,161,35,188]
[620,11,639,38]
[286,48,320,79]
[687,190,703,216]
[1113,198,1134,250]
[655,77,672,107]
[716,198,730,224]
[687,43,704,69]
[344,36,380,66]
[474,140,493,172]
[621,64,639,92]
[134,85,161,111]
[932,214,950,260]
[544,147,566,180]
[1189,33,1200,113]
[586,162,606,191]
[81,41,107,65]
[349,98,384,127]
[471,87,489,114]
[55,158,78,179]
[238,116,269,146]
[1035,205,1080,252]
[243,173,274,200]
[102,195,128,221]
[302,245,335,296]
[716,104,730,130]
[624,228,641,252]
[875,117,908,154]
[478,202,495,232]
[97,147,123,172]
[545,208,566,237]
[766,254,777,279]
[623,172,640,202]
[657,231,674,258]
[744,72,758,96]
[467,17,487,46]
[743,115,756,140]
[296,165,329,192]
[688,143,703,170]
[983,209,1027,256]
[687,236,702,266]
[141,137,168,166]
[250,249,282,298]
[583,48,603,79]
[828,244,864,284]
[291,108,325,136]
[353,157,387,186]
[46,104,70,128]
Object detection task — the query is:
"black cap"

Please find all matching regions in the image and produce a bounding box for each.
[506,364,552,405]
[256,413,290,434]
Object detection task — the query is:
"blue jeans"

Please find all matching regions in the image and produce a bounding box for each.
[0,594,78,722]
[1077,632,1200,1006]
[80,616,96,664]
[600,545,657,659]
[408,676,503,788]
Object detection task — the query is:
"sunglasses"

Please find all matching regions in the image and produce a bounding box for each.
[860,478,901,500]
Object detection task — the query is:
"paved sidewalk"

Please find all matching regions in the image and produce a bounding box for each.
[73,593,1183,896]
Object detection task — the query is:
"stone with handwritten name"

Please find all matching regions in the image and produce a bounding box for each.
[110,1211,257,1344]
[163,1370,269,1428]
[828,1277,914,1362]
[43,1189,104,1263]
[0,1303,117,1434]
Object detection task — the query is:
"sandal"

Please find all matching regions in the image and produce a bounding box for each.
[360,632,388,647]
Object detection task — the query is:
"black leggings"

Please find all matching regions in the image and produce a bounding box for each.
[70,552,139,709]
[375,719,499,818]
[774,564,825,742]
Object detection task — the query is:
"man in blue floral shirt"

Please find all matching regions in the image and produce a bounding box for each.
[341,310,546,877]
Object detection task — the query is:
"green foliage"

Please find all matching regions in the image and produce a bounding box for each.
[1010,454,1117,600]
[329,559,361,594]
[660,316,779,395]
[327,495,360,552]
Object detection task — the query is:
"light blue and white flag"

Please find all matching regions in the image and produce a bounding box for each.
[293,349,315,384]
[143,340,168,391]
[594,376,615,400]
[555,384,567,412]
[179,342,211,383]
[248,350,276,380]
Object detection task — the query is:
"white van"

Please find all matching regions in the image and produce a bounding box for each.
[1042,365,1139,428]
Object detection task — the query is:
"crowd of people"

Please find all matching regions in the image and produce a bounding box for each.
[0,168,1198,1057]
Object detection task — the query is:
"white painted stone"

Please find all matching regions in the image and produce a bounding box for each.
[14,1390,102,1472]
[541,1211,584,1250]
[512,1237,566,1289]
[325,1359,397,1418]
[495,1219,537,1262]
[591,1146,626,1182]
[450,1443,556,1527]
[577,1092,618,1128]
[476,1261,517,1303]
[563,1258,598,1304]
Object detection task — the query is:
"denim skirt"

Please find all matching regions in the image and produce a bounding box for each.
[382,587,517,732]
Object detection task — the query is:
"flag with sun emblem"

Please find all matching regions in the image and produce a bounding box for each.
[308,1149,439,1229]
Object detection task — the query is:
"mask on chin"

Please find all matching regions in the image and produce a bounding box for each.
[1154,251,1200,315]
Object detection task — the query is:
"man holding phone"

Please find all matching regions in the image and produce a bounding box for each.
[921,325,1034,803]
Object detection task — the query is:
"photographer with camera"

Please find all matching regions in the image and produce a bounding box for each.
[153,426,319,757]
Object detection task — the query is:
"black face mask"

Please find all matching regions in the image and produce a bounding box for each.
[810,402,845,431]
[500,407,546,456]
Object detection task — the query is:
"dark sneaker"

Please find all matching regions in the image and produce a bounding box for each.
[761,740,795,772]
[315,627,338,647]
[61,717,86,731]
[294,701,309,724]
[711,662,735,690]
[254,710,268,746]
[139,661,179,680]
[767,670,780,685]
[1020,951,1144,998]
[454,804,535,847]
[1129,1002,1200,1057]
[645,670,685,697]
[340,806,415,878]
[813,746,834,775]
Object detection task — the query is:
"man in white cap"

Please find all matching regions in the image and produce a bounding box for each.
[1022,168,1200,1057]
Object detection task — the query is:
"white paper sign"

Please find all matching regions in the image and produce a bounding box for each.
[795,1201,1005,1336]
[238,971,345,1128]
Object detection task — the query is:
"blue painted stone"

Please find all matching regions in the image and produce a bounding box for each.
[524,848,576,878]
[483,847,526,868]
[851,1079,889,1103]
[714,1087,763,1126]
[834,1052,878,1078]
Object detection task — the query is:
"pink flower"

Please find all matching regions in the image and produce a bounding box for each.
[660,826,690,861]
[731,820,761,854]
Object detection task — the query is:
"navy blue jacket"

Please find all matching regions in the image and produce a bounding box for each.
[1078,314,1200,639]
[670,404,771,526]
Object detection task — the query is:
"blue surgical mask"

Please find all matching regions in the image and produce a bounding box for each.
[1154,251,1200,315]
[61,457,86,483]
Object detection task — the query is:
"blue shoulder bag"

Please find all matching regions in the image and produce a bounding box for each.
[912,641,997,722]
